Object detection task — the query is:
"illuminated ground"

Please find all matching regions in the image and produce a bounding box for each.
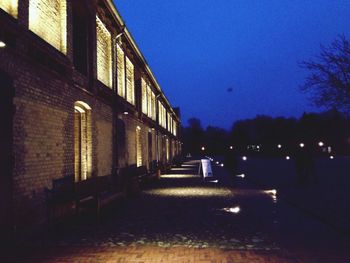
[7,159,350,262]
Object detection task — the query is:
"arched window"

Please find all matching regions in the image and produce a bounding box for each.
[136,126,142,167]
[29,0,67,54]
[74,101,92,182]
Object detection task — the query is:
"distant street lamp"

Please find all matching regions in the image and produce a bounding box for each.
[330,155,334,159]
[318,141,324,147]
[242,156,247,161]
[299,143,305,148]
[201,146,205,151]
[229,146,233,150]
[277,144,282,149]
[286,156,290,160]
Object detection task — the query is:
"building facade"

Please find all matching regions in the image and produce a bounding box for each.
[0,0,182,238]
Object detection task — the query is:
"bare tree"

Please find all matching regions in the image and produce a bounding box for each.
[300,35,350,114]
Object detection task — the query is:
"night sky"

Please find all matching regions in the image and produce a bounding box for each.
[114,0,350,129]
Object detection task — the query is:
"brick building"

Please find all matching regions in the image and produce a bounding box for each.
[0,0,182,239]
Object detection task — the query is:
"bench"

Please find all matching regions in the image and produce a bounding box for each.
[45,175,75,223]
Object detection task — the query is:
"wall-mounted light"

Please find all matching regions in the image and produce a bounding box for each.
[0,40,6,48]
[123,111,128,115]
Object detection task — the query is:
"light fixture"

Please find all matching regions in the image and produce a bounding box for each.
[229,146,233,150]
[318,141,324,147]
[242,156,247,161]
[123,111,129,115]
[0,40,6,48]
[330,155,334,159]
[277,144,282,149]
[286,156,290,160]
[299,143,305,148]
[201,146,205,151]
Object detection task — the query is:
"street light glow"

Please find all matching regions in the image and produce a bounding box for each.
[242,156,247,161]
[201,146,205,151]
[0,41,6,48]
[299,143,305,148]
[277,144,282,149]
[318,141,324,147]
[286,156,290,160]
[229,146,233,150]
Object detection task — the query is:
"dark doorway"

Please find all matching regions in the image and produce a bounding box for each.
[0,73,14,240]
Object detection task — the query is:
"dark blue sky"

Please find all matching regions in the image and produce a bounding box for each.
[114,0,350,129]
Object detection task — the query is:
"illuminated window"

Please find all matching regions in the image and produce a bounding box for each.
[136,126,142,167]
[158,102,166,128]
[74,101,92,182]
[173,120,177,136]
[166,138,170,162]
[151,92,156,120]
[29,0,67,54]
[141,78,147,114]
[0,0,18,18]
[117,43,125,97]
[126,56,135,105]
[167,113,172,132]
[147,84,152,118]
[96,16,112,88]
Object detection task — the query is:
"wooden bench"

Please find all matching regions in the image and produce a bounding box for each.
[45,175,75,223]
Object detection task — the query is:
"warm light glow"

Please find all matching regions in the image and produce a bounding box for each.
[136,127,142,167]
[144,187,234,198]
[29,0,67,54]
[126,56,135,105]
[222,206,240,214]
[160,174,199,179]
[0,41,6,48]
[318,141,324,147]
[96,16,112,88]
[264,189,277,196]
[201,146,205,151]
[299,143,305,148]
[123,111,129,115]
[242,156,247,161]
[0,0,18,18]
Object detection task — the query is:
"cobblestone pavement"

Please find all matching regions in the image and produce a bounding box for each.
[7,160,350,263]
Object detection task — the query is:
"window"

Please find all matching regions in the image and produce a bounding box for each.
[96,16,112,88]
[136,126,142,167]
[74,101,92,182]
[0,0,18,18]
[158,102,166,128]
[166,138,170,162]
[167,113,172,132]
[173,120,177,136]
[117,43,125,97]
[141,78,147,114]
[151,92,156,120]
[126,57,135,105]
[29,0,67,54]
[147,84,152,118]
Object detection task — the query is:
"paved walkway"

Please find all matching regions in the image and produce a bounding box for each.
[5,159,350,263]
